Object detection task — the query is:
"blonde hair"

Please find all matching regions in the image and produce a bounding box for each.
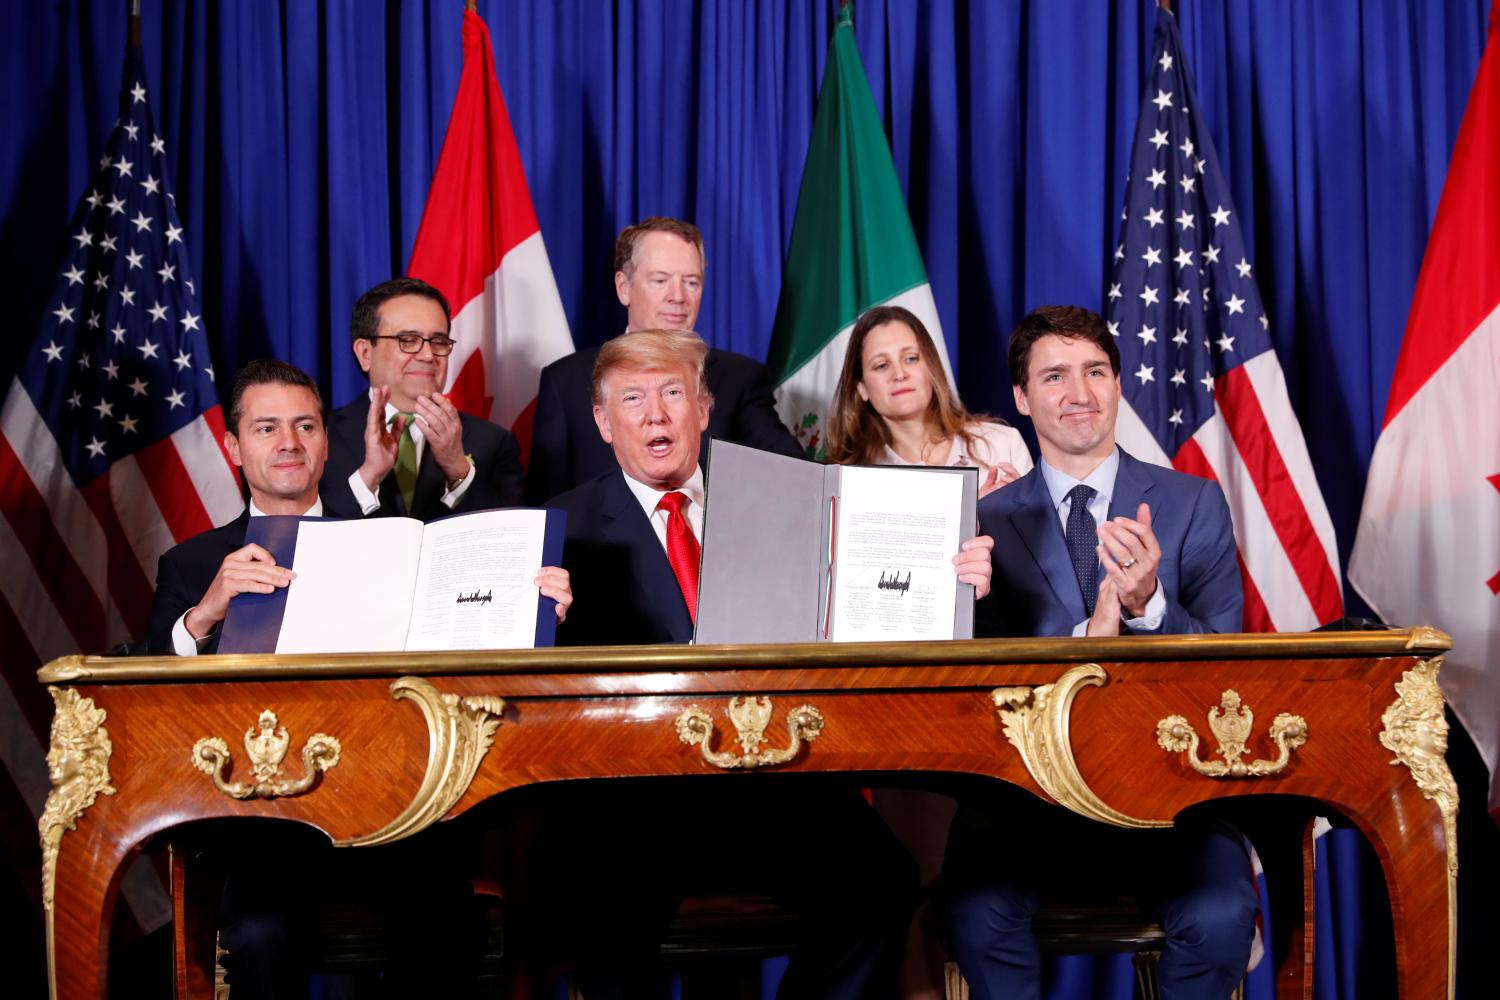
[824,305,997,466]
[591,329,714,408]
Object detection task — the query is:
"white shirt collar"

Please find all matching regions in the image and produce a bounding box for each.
[368,386,426,444]
[621,465,706,517]
[1039,448,1120,511]
[249,497,324,518]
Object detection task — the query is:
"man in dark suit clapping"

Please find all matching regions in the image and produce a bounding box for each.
[321,277,524,521]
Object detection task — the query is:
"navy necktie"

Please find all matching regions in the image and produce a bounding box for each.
[1065,484,1099,615]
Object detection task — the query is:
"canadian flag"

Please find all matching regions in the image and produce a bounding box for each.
[1349,6,1500,816]
[408,8,573,455]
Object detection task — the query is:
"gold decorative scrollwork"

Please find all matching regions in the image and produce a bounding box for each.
[39,688,116,999]
[340,677,506,847]
[1380,656,1458,998]
[675,696,825,770]
[191,710,342,799]
[1156,690,1307,778]
[993,665,1168,829]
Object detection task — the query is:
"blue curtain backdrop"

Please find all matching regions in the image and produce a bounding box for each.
[2,1,1490,997]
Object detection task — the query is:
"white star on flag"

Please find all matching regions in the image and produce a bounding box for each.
[1106,6,1341,637]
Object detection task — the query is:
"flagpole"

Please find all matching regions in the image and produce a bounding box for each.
[466,0,476,12]
[129,0,141,47]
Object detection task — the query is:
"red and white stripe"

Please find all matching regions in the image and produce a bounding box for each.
[1351,7,1500,814]
[408,9,573,456]
[1116,350,1344,633]
[0,377,241,931]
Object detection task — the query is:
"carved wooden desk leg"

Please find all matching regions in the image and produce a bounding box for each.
[1362,804,1454,1000]
[1375,657,1458,1000]
[50,823,127,1000]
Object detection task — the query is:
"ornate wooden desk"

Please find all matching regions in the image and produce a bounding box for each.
[36,628,1456,999]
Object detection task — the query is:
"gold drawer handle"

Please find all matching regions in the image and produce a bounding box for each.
[192,710,341,799]
[1157,690,1306,778]
[675,697,824,770]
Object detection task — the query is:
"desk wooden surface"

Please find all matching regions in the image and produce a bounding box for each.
[36,628,1456,999]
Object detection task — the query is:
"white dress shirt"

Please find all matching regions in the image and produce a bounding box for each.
[1037,450,1166,635]
[170,497,324,656]
[345,388,476,515]
[620,466,706,552]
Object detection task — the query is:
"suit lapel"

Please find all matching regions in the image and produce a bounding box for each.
[1108,449,1160,523]
[332,400,368,477]
[599,472,693,638]
[1004,470,1089,620]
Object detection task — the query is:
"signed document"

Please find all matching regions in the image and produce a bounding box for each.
[219,508,564,654]
[696,441,977,644]
[827,465,964,642]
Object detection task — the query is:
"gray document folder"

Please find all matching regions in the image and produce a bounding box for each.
[694,440,977,644]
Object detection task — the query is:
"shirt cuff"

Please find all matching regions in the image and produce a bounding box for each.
[1123,582,1167,632]
[347,469,382,516]
[1071,618,1089,638]
[439,458,476,510]
[171,609,214,657]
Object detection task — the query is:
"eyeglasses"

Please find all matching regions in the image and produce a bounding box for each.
[370,333,456,356]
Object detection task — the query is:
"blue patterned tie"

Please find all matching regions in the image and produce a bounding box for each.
[1066,484,1099,615]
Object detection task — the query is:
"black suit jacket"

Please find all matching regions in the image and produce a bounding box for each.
[319,396,524,521]
[545,470,693,646]
[145,510,250,655]
[525,344,803,504]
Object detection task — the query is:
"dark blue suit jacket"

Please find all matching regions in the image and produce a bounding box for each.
[145,510,251,655]
[545,470,693,646]
[525,344,803,504]
[319,397,524,521]
[976,448,1242,637]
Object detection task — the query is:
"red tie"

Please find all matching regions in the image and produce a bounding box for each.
[656,491,701,622]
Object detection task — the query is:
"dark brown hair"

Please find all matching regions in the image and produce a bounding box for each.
[349,277,451,347]
[1007,305,1119,388]
[824,305,996,466]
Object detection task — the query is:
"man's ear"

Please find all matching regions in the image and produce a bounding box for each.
[352,337,373,374]
[592,404,614,445]
[614,270,631,309]
[224,431,243,468]
[1012,383,1031,417]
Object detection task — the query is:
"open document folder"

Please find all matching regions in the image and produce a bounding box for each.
[218,508,565,654]
[695,440,977,644]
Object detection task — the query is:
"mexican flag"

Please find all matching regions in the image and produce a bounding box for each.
[766,3,953,460]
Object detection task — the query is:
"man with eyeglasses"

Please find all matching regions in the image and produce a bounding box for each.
[321,277,524,520]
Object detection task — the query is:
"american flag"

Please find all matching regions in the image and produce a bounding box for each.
[1107,9,1342,632]
[0,48,241,931]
